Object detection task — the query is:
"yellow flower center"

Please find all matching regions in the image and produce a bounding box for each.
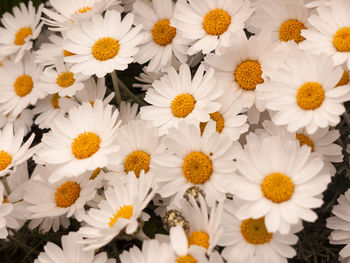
[92,37,120,61]
[279,19,306,44]
[55,181,81,208]
[71,132,101,159]
[89,101,95,107]
[333,27,350,52]
[14,27,32,45]
[182,152,213,184]
[89,167,101,180]
[0,150,12,171]
[296,133,314,152]
[14,74,33,97]
[261,172,294,203]
[124,150,150,178]
[75,6,92,14]
[109,205,133,227]
[152,19,176,46]
[203,8,231,36]
[0,61,3,67]
[171,94,196,118]
[296,82,325,110]
[51,93,60,109]
[56,71,75,88]
[235,60,264,91]
[200,111,225,134]
[177,255,197,263]
[336,70,349,87]
[240,217,273,244]
[63,50,75,57]
[187,231,209,249]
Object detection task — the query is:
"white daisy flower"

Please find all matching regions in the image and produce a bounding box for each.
[106,120,164,183]
[117,101,140,125]
[152,121,237,207]
[28,214,70,233]
[171,0,254,55]
[258,48,350,134]
[247,0,310,45]
[133,66,165,91]
[119,239,175,263]
[141,64,221,135]
[42,0,122,31]
[219,198,298,263]
[230,133,331,234]
[63,10,143,78]
[0,183,13,239]
[0,108,34,135]
[204,30,282,111]
[35,232,116,263]
[78,172,156,250]
[75,78,115,107]
[0,1,43,62]
[0,52,47,117]
[39,62,88,97]
[33,94,78,130]
[327,189,350,263]
[300,0,350,69]
[133,0,188,72]
[35,100,121,182]
[0,123,38,177]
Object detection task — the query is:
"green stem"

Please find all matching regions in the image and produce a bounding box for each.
[111,71,121,105]
[117,78,147,106]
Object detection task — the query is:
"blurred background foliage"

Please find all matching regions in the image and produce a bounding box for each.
[0,0,44,14]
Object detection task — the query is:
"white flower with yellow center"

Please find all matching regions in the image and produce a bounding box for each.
[42,0,122,31]
[119,239,176,263]
[327,189,350,263]
[63,10,143,78]
[33,94,78,130]
[247,0,310,45]
[133,0,188,72]
[204,30,282,111]
[300,0,350,69]
[171,0,254,55]
[35,100,121,182]
[133,66,165,91]
[35,232,116,263]
[75,78,115,107]
[230,133,331,234]
[0,1,43,63]
[39,62,88,97]
[258,49,350,134]
[0,183,13,239]
[106,120,163,183]
[117,101,140,126]
[219,198,299,263]
[152,121,237,207]
[0,52,47,117]
[141,64,221,135]
[78,172,156,250]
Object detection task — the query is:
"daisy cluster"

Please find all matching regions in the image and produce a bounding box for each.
[1,0,350,262]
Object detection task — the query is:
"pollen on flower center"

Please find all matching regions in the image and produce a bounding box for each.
[333,27,350,52]
[200,111,225,134]
[279,19,306,44]
[171,94,196,118]
[152,19,176,46]
[0,150,12,171]
[71,132,101,159]
[240,217,273,244]
[296,82,325,110]
[92,37,120,61]
[108,205,133,227]
[182,152,213,184]
[235,60,264,91]
[14,27,32,45]
[177,255,197,263]
[261,172,294,203]
[124,150,151,177]
[75,6,92,14]
[203,8,231,36]
[187,231,209,249]
[14,74,33,97]
[89,167,101,180]
[56,71,75,88]
[336,70,349,87]
[55,181,81,208]
[296,133,314,152]
[51,93,60,109]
